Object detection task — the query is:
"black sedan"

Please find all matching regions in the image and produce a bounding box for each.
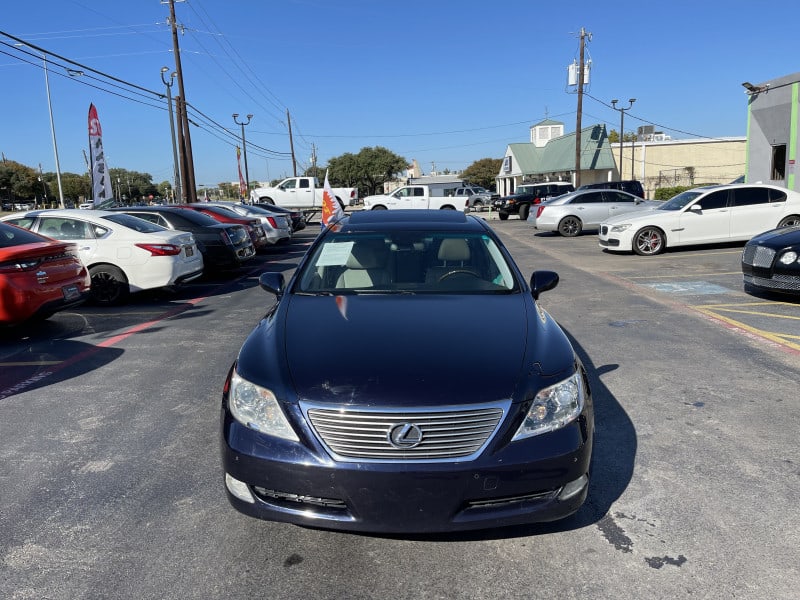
[252,202,306,231]
[109,206,255,271]
[742,225,800,295]
[220,209,594,533]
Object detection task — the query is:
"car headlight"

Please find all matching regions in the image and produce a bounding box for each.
[610,223,632,233]
[228,371,299,441]
[779,251,798,265]
[512,371,585,440]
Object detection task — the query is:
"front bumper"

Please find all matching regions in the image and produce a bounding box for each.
[220,405,593,533]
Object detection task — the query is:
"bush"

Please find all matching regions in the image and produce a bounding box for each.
[653,186,693,201]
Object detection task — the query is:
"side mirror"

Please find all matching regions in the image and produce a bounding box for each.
[259,272,285,297]
[689,204,703,212]
[530,270,559,300]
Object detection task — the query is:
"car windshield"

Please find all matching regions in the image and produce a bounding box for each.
[101,213,167,233]
[295,231,518,294]
[0,222,49,246]
[657,190,704,211]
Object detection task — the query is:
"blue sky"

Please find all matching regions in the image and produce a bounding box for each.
[1,0,797,187]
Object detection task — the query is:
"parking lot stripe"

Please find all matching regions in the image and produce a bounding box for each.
[692,305,800,353]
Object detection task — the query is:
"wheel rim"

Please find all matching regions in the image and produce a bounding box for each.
[560,218,580,236]
[91,271,122,303]
[635,228,662,254]
[779,216,800,227]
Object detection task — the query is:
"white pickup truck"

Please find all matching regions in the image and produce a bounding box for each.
[250,177,358,210]
[362,185,468,211]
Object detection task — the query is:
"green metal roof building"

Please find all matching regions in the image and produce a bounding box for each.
[496,123,618,196]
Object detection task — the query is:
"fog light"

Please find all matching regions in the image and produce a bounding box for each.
[225,473,255,504]
[559,474,588,500]
[779,251,798,265]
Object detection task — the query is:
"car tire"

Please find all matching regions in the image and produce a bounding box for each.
[632,226,666,256]
[558,216,582,237]
[518,204,530,221]
[371,205,388,210]
[89,264,129,305]
[498,212,509,221]
[778,215,800,228]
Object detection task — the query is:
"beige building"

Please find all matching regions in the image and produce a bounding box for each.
[610,137,746,197]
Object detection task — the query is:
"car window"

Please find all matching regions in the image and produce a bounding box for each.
[4,217,35,230]
[0,222,50,246]
[606,191,635,203]
[695,190,729,210]
[769,188,787,203]
[128,212,170,228]
[732,187,770,207]
[296,232,518,294]
[38,217,94,240]
[576,192,604,204]
[101,213,167,233]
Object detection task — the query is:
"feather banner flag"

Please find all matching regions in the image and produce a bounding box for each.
[88,104,113,206]
[320,170,344,229]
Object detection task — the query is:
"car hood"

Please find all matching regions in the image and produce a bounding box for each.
[240,293,554,407]
[603,207,664,224]
[748,224,800,246]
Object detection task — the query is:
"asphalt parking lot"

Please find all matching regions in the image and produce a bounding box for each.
[486,211,800,359]
[1,217,799,599]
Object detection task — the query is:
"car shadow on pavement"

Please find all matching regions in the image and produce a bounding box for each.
[0,334,124,401]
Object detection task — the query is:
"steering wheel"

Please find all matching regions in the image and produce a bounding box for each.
[439,269,481,282]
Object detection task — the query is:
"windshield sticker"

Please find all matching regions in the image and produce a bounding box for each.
[316,241,354,266]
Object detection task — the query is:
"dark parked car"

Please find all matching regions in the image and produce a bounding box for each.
[220,209,594,533]
[252,202,306,232]
[173,204,269,251]
[493,182,575,220]
[578,179,645,198]
[109,206,255,270]
[742,224,800,295]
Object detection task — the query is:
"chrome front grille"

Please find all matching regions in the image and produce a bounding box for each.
[303,402,507,462]
[742,244,775,268]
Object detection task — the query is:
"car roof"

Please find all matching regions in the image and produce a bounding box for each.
[5,208,125,220]
[338,209,487,233]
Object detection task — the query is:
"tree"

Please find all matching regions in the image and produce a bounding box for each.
[461,158,503,190]
[303,165,326,181]
[607,129,636,144]
[327,147,407,196]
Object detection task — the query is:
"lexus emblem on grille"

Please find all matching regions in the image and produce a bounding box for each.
[388,423,423,449]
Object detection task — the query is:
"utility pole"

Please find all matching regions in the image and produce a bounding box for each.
[310,143,317,177]
[165,0,196,202]
[574,27,590,188]
[287,109,297,176]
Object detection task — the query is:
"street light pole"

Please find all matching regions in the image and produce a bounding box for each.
[610,98,636,180]
[233,113,253,198]
[42,54,65,208]
[161,67,182,204]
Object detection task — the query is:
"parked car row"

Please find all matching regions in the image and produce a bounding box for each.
[0,202,298,324]
[524,181,800,298]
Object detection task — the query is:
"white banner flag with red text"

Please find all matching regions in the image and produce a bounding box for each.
[320,170,344,229]
[88,104,113,206]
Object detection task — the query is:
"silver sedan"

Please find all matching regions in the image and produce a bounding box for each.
[531,189,656,237]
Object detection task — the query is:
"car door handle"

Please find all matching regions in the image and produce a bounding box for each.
[79,246,91,251]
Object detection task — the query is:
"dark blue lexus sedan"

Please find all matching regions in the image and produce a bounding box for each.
[221,210,593,533]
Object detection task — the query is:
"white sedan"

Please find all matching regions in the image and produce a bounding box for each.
[1,209,204,304]
[598,183,800,256]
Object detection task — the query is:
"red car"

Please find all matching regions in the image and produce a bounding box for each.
[0,222,91,325]
[174,204,269,251]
